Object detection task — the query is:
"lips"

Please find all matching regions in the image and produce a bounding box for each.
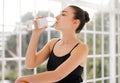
[56,20,59,23]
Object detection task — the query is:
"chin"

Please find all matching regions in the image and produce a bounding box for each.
[54,24,63,31]
[54,26,61,31]
[54,26,59,30]
[54,24,59,29]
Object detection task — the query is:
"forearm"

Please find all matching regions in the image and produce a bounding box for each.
[26,71,60,83]
[25,31,40,68]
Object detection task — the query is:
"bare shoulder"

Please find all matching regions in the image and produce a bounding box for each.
[78,43,89,51]
[48,38,60,50]
[70,42,88,66]
[72,41,89,57]
[77,40,89,51]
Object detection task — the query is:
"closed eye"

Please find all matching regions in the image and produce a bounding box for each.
[61,13,66,16]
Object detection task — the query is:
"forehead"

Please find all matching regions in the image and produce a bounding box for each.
[61,7,75,14]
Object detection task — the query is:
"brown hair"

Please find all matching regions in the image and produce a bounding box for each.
[69,5,90,33]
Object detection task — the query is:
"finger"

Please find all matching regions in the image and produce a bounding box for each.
[42,26,48,29]
[38,26,48,31]
[36,16,46,20]
[33,20,39,29]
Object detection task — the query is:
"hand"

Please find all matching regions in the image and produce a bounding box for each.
[33,16,48,29]
[14,76,29,83]
[33,16,47,35]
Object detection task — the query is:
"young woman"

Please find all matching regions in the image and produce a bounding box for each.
[15,5,90,83]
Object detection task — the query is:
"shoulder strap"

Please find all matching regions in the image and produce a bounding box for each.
[69,43,80,53]
[52,39,61,50]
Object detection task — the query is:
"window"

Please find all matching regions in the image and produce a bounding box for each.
[0,0,120,83]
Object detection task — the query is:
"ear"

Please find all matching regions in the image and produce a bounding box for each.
[73,19,80,29]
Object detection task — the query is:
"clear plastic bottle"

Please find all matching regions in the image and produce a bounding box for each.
[37,16,56,28]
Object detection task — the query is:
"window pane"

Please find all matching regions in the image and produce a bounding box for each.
[21,31,48,58]
[116,77,120,83]
[21,31,31,57]
[104,35,109,54]
[4,25,17,32]
[95,12,102,31]
[87,58,93,79]
[87,34,93,55]
[0,25,3,32]
[21,0,34,31]
[116,35,118,54]
[115,0,120,9]
[4,0,20,26]
[0,61,1,80]
[77,33,84,42]
[0,49,2,58]
[116,56,120,75]
[22,30,48,56]
[104,79,109,83]
[37,31,48,51]
[86,21,93,31]
[21,0,34,17]
[22,61,34,75]
[36,0,49,13]
[118,56,120,76]
[116,56,119,75]
[0,0,3,25]
[116,14,119,33]
[5,61,18,83]
[80,0,102,5]
[96,34,102,54]
[37,64,47,73]
[96,58,102,78]
[0,30,2,58]
[5,33,17,58]
[96,80,102,83]
[47,1,62,17]
[119,14,120,32]
[104,13,110,32]
[50,30,60,39]
[104,57,110,77]
[22,68,34,75]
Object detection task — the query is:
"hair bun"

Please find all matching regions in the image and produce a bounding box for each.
[84,11,90,23]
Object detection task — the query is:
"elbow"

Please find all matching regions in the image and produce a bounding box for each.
[24,64,35,69]
[25,62,36,69]
[24,57,36,69]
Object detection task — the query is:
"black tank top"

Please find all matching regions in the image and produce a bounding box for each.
[47,39,83,83]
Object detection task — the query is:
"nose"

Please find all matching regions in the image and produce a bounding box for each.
[55,15,60,20]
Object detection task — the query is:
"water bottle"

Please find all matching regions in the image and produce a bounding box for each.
[37,16,56,28]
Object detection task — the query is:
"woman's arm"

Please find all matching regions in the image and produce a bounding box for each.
[25,17,49,68]
[25,29,59,69]
[16,43,88,83]
[25,30,39,68]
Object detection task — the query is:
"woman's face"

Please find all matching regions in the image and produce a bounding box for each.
[55,7,78,33]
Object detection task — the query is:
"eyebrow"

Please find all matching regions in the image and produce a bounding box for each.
[61,10,68,13]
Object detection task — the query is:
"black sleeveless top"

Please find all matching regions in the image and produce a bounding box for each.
[47,39,83,83]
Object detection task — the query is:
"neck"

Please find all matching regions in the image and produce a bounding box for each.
[60,31,77,44]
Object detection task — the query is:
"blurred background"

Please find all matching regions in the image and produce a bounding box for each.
[0,0,120,83]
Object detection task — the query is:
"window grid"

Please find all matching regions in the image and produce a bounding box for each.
[0,0,120,83]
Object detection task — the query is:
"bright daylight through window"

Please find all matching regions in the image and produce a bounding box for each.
[0,0,120,83]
